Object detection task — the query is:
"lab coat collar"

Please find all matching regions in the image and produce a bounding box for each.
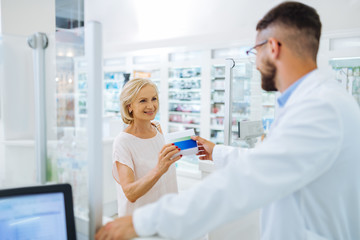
[268,69,330,137]
[277,73,308,108]
[282,69,328,108]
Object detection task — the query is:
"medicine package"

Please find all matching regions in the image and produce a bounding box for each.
[165,129,198,158]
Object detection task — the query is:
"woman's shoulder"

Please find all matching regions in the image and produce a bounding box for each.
[113,132,133,146]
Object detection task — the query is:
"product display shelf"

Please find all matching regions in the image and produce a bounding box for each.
[329,57,360,107]
[74,58,127,129]
[261,91,276,133]
[103,70,126,116]
[210,65,226,144]
[168,66,202,135]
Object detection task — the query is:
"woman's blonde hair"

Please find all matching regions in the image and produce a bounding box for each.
[120,78,159,124]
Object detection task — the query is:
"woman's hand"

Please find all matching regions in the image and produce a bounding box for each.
[156,143,182,175]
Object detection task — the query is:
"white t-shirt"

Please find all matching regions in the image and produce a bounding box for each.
[112,127,178,217]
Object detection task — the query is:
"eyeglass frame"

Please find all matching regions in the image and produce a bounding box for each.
[246,40,268,56]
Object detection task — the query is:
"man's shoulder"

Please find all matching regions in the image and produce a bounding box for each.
[300,70,345,101]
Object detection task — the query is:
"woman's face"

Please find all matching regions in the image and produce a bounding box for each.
[129,85,158,122]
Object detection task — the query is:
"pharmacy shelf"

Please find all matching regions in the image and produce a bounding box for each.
[210,113,225,117]
[210,125,239,132]
[210,125,224,131]
[169,111,201,116]
[168,122,200,128]
[168,100,201,104]
[168,88,201,92]
[211,101,225,104]
[168,77,201,81]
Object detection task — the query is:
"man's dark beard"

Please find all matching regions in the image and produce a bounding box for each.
[260,59,278,92]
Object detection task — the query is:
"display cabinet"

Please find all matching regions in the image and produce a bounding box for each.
[168,67,202,134]
[103,71,125,115]
[210,65,226,144]
[73,58,128,129]
[329,57,360,106]
[56,70,76,128]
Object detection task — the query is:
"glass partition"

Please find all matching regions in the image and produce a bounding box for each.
[0,26,100,240]
[54,29,119,235]
[224,58,276,147]
[52,28,90,222]
[0,33,52,188]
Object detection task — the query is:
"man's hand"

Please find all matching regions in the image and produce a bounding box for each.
[191,136,215,161]
[95,216,138,240]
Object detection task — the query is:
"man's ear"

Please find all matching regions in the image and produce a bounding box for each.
[268,37,281,59]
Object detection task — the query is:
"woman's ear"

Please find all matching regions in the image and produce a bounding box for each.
[128,104,132,114]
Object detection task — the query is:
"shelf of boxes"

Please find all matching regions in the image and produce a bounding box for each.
[329,58,360,107]
[261,91,276,132]
[103,71,126,116]
[74,58,128,128]
[168,67,202,134]
[210,65,226,144]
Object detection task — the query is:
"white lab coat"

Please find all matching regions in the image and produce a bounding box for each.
[133,69,360,240]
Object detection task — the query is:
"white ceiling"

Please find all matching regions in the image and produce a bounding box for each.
[84,0,360,54]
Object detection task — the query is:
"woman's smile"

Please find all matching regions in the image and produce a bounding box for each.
[144,111,155,115]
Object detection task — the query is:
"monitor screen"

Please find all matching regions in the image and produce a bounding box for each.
[0,192,68,240]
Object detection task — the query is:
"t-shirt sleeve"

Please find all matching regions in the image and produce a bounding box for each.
[112,136,134,184]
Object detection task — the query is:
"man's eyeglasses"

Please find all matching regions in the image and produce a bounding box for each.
[246,40,268,56]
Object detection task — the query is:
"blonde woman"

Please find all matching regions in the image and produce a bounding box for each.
[112,78,182,217]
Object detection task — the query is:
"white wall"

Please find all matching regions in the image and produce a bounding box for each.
[0,0,55,36]
[0,0,56,140]
[0,0,56,186]
[85,0,360,54]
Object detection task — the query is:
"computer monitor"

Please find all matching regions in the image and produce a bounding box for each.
[0,184,76,240]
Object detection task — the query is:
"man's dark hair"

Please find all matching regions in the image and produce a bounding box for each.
[256,1,322,60]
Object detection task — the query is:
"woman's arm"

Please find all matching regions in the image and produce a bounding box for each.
[115,143,181,203]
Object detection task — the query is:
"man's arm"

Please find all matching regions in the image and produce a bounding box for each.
[192,136,250,168]
[95,216,137,240]
[132,98,342,239]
